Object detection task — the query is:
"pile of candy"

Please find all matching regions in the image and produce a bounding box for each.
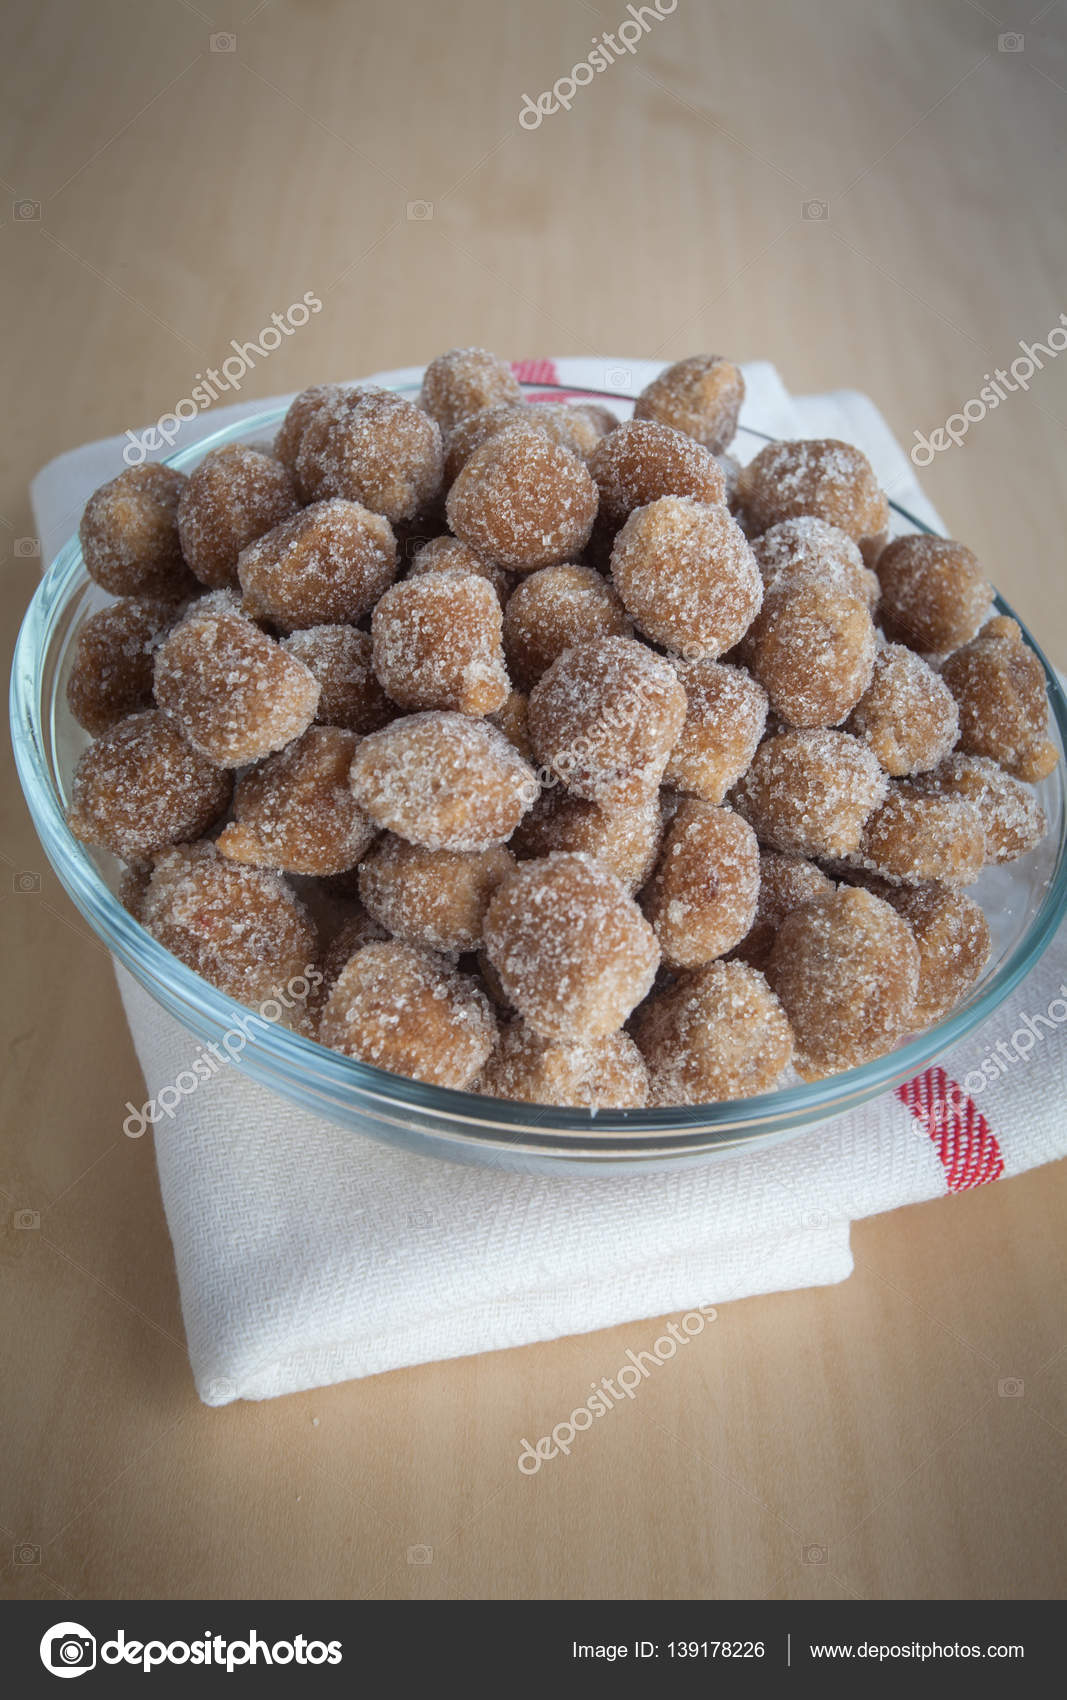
[66,348,1055,1109]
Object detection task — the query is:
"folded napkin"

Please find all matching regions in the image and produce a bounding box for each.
[31,360,1066,1404]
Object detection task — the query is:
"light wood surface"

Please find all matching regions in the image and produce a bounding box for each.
[2,0,1066,1603]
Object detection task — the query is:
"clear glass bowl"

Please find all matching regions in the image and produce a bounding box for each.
[11,381,1067,1173]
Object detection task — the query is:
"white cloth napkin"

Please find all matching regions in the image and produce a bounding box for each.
[31,360,1067,1405]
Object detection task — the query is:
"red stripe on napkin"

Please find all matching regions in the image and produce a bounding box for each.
[511,359,560,385]
[895,1068,1005,1192]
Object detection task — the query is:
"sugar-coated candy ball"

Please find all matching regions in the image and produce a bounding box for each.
[80,464,195,599]
[511,789,663,892]
[217,727,376,876]
[154,594,320,765]
[589,420,726,536]
[67,709,232,861]
[752,516,879,608]
[478,1021,649,1109]
[237,498,397,631]
[642,801,759,969]
[663,659,767,802]
[419,347,521,434]
[296,386,444,523]
[856,786,985,886]
[746,580,875,728]
[350,711,537,850]
[371,572,510,715]
[177,446,298,590]
[880,883,990,1025]
[483,852,659,1042]
[503,563,632,691]
[359,835,515,954]
[940,618,1057,781]
[274,383,346,479]
[633,959,793,1105]
[732,728,888,857]
[910,753,1046,864]
[845,643,958,775]
[441,402,529,486]
[737,439,889,563]
[407,534,514,606]
[610,496,762,657]
[731,850,835,971]
[318,940,496,1089]
[447,424,599,571]
[633,355,745,453]
[66,596,182,735]
[876,536,993,655]
[528,636,686,808]
[766,887,919,1079]
[281,626,395,735]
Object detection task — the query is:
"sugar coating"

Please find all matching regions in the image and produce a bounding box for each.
[483,852,660,1042]
[274,384,347,481]
[503,563,632,691]
[846,643,959,775]
[67,709,232,862]
[746,580,875,728]
[143,841,317,1011]
[311,905,389,1012]
[154,593,320,766]
[418,347,521,434]
[737,439,889,561]
[589,419,726,533]
[488,689,532,761]
[752,516,880,608]
[642,800,759,969]
[879,883,990,1025]
[574,401,620,437]
[237,498,397,631]
[765,887,919,1079]
[876,536,993,655]
[478,1020,649,1109]
[940,619,1057,782]
[663,659,768,802]
[855,786,986,887]
[319,940,496,1089]
[177,446,298,590]
[910,753,1047,864]
[79,464,195,600]
[510,789,663,892]
[372,572,510,715]
[407,534,514,606]
[350,710,537,850]
[217,727,376,876]
[633,959,793,1105]
[296,386,444,523]
[281,625,395,735]
[359,835,515,954]
[66,596,182,735]
[447,424,599,571]
[633,355,745,453]
[731,849,835,971]
[610,496,763,657]
[523,401,605,460]
[442,402,530,487]
[731,728,888,856]
[528,635,687,808]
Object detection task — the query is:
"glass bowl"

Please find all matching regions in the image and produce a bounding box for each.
[11,380,1067,1174]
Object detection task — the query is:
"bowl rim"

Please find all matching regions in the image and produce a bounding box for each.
[10,381,1067,1160]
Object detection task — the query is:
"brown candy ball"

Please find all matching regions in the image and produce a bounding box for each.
[359,835,515,955]
[528,636,687,808]
[489,689,533,761]
[296,386,444,524]
[511,789,663,893]
[880,884,990,1025]
[319,940,496,1089]
[642,801,760,969]
[633,355,745,453]
[732,850,835,971]
[731,729,888,857]
[910,753,1047,864]
[371,572,510,715]
[350,711,537,851]
[940,619,1057,782]
[856,786,986,887]
[503,563,632,691]
[478,1021,649,1109]
[217,727,376,876]
[483,852,659,1042]
[752,516,879,609]
[67,709,232,862]
[281,625,395,735]
[765,887,920,1079]
[441,402,530,487]
[610,496,763,657]
[589,420,726,534]
[845,643,959,776]
[746,580,875,728]
[737,439,889,563]
[876,535,993,655]
[407,534,514,606]
[154,594,320,766]
[177,446,299,590]
[66,596,182,735]
[663,659,767,802]
[446,424,599,571]
[79,464,194,600]
[237,498,397,631]
[419,347,521,434]
[633,959,793,1105]
[274,383,347,479]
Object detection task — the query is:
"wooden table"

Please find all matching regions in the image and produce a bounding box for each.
[2,0,1065,1602]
